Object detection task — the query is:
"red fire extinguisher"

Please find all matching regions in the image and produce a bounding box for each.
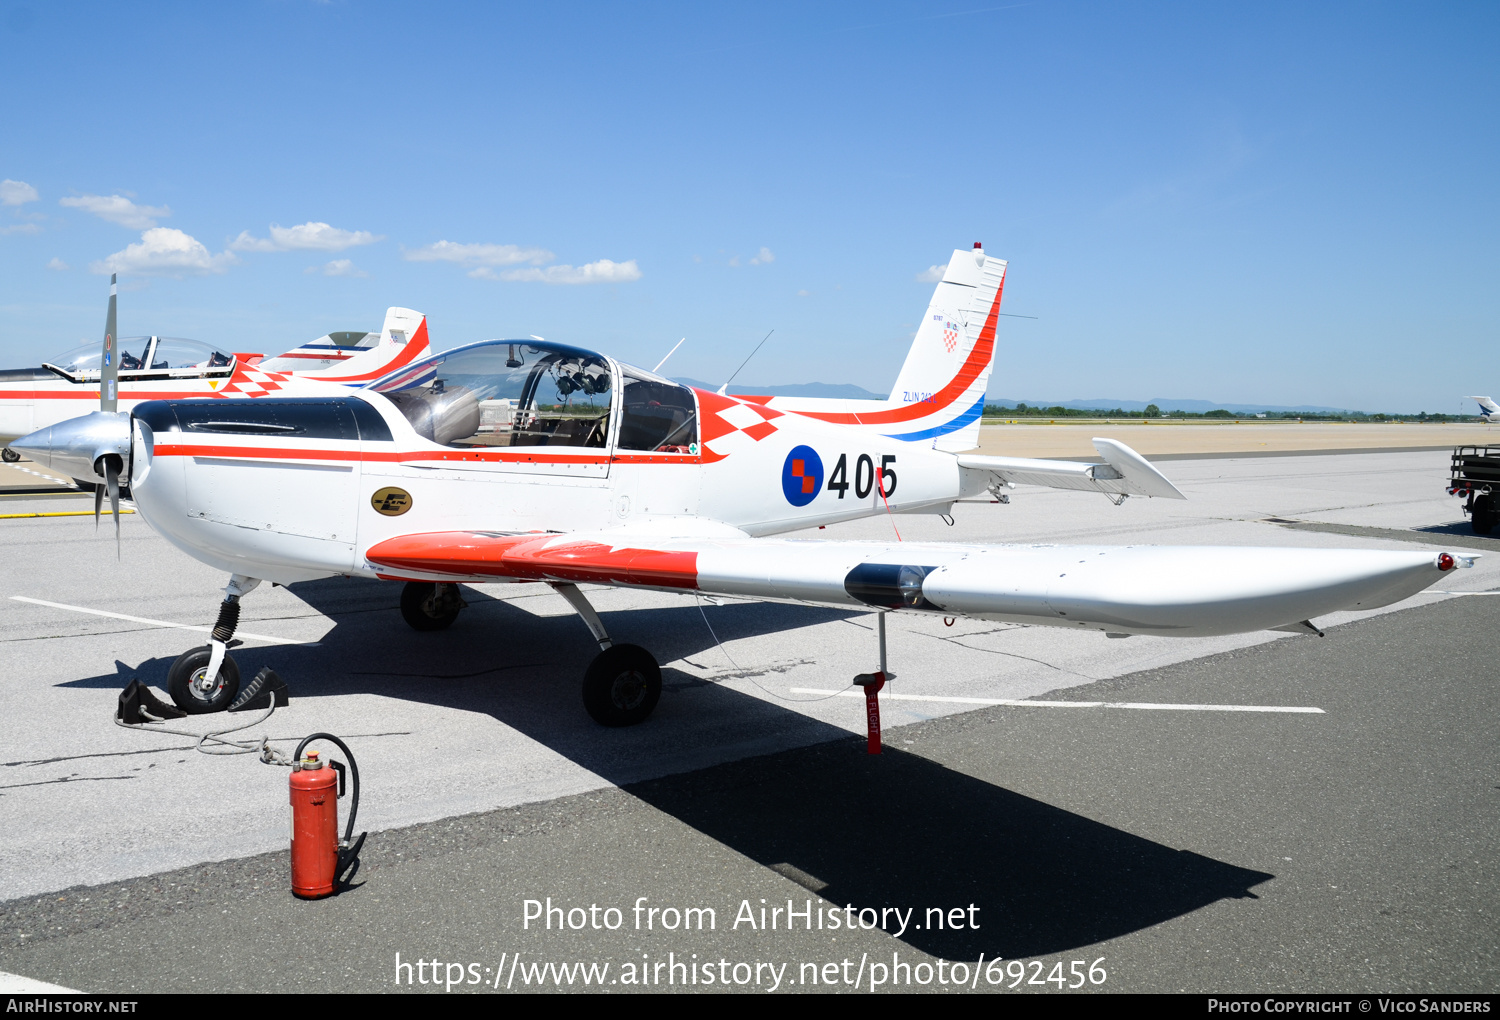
[290,732,365,899]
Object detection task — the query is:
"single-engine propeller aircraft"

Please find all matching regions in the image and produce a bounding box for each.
[0,276,431,462]
[16,246,1477,725]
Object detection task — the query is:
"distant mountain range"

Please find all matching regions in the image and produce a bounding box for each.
[991,397,1358,414]
[673,378,887,400]
[670,379,1355,414]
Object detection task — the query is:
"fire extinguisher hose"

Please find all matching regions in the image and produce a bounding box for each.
[294,732,361,852]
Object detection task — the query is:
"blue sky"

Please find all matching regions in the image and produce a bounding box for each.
[1,1,1495,412]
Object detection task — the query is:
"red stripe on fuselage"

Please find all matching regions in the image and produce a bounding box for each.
[152,443,702,466]
[366,531,700,588]
[0,389,237,401]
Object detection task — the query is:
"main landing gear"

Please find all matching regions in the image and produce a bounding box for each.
[167,574,260,713]
[551,582,661,727]
[399,581,466,630]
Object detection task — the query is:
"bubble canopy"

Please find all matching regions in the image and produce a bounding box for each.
[367,339,698,453]
[46,336,234,377]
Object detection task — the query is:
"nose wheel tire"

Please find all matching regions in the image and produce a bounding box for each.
[582,644,662,727]
[166,645,242,714]
[1,447,19,463]
[400,581,464,631]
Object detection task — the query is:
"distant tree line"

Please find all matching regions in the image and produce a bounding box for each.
[982,403,1471,423]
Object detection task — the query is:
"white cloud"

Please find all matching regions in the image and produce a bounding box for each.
[232,221,383,253]
[91,227,237,277]
[495,259,643,285]
[1,179,39,206]
[403,240,554,267]
[797,289,810,297]
[305,258,367,277]
[59,194,171,229]
[46,257,68,270]
[749,246,775,265]
[0,223,40,235]
[915,265,945,283]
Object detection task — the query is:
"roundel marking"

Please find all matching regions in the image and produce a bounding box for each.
[781,445,823,507]
[371,486,413,516]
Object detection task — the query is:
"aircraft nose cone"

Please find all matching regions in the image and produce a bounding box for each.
[11,411,131,484]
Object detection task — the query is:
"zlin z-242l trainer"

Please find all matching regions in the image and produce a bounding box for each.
[15,245,1477,724]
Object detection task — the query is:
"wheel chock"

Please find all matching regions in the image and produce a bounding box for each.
[116,679,187,724]
[227,667,290,713]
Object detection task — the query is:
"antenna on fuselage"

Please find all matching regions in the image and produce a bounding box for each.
[653,338,685,374]
[717,328,773,396]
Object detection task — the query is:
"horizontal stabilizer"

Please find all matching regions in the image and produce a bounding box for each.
[956,438,1184,499]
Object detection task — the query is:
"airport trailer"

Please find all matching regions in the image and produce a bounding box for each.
[1449,445,1499,535]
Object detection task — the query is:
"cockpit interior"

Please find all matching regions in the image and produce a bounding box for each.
[369,340,699,454]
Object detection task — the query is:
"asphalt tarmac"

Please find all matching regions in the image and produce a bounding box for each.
[1,593,1494,994]
[0,448,1494,993]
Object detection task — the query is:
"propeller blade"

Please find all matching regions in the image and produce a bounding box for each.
[94,482,104,530]
[105,457,121,557]
[100,274,119,414]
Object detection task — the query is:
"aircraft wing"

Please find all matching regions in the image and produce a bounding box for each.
[364,527,1467,638]
[957,438,1186,499]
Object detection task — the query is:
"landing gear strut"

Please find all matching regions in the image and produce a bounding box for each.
[400,581,465,630]
[167,574,260,713]
[551,582,661,727]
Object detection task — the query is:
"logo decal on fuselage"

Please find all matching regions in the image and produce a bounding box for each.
[371,486,412,516]
[781,445,823,507]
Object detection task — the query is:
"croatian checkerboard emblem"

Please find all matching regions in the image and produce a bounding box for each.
[781,445,823,507]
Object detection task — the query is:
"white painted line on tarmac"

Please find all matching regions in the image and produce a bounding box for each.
[0,970,79,992]
[9,596,320,646]
[1422,590,1500,595]
[789,688,1325,714]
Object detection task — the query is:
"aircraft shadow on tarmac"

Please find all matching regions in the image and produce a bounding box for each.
[66,576,1273,959]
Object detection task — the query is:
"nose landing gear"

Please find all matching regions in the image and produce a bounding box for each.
[167,574,260,714]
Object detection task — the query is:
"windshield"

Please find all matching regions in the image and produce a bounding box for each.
[370,340,613,448]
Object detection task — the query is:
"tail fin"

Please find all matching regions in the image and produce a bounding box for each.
[1465,395,1500,415]
[888,245,1006,451]
[749,244,1005,452]
[305,307,431,384]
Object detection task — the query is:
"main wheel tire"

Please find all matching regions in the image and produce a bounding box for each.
[1473,496,1495,535]
[166,645,241,714]
[582,644,662,727]
[400,581,462,631]
[1,447,19,463]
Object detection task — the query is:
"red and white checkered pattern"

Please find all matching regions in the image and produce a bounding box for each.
[697,390,784,459]
[217,363,293,398]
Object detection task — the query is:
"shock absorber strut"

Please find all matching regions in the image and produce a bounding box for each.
[201,575,260,693]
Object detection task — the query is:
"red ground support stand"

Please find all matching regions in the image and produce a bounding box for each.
[854,671,887,754]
